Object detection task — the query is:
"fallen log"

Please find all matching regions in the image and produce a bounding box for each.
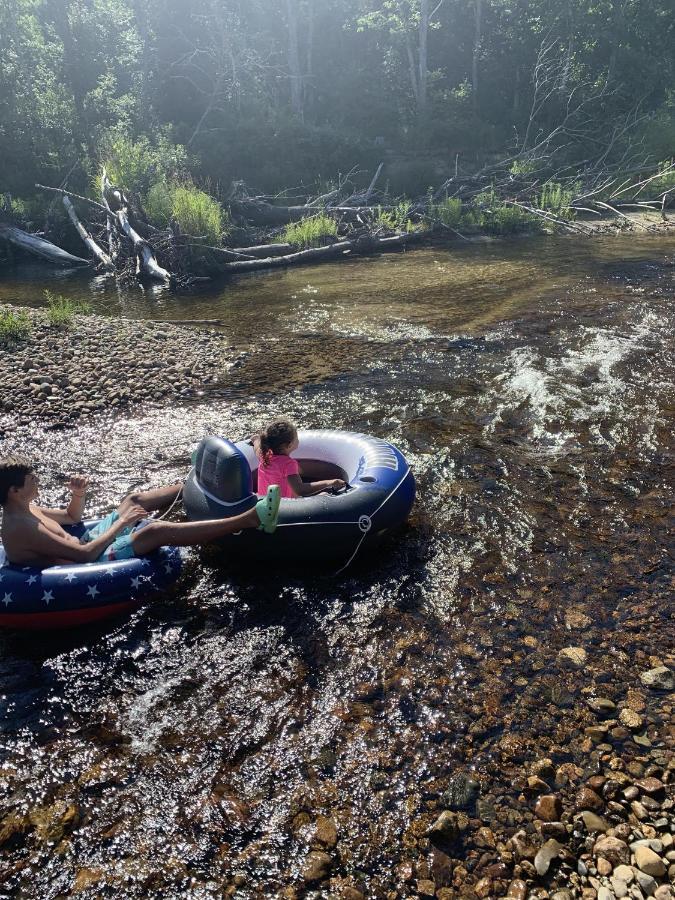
[62,196,114,270]
[229,242,294,258]
[221,232,422,275]
[0,225,90,267]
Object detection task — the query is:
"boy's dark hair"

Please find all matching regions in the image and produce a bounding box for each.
[0,455,34,504]
[257,419,297,465]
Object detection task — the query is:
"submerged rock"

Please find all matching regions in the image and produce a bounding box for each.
[534,838,562,876]
[639,668,674,690]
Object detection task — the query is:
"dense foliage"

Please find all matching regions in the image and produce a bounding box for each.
[1,0,673,206]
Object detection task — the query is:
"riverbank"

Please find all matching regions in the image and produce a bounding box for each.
[0,303,239,432]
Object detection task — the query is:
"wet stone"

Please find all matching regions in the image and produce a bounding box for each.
[633,846,666,878]
[534,838,562,876]
[535,794,563,821]
[302,851,333,884]
[639,668,674,691]
[441,773,480,811]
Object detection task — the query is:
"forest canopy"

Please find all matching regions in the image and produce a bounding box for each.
[1,0,673,205]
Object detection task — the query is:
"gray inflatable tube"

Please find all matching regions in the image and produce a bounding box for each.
[183,430,416,566]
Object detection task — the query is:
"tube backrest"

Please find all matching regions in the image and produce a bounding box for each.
[194,436,254,504]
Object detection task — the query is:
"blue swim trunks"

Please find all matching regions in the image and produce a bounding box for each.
[82,511,139,562]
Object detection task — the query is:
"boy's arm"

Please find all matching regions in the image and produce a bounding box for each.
[38,475,89,524]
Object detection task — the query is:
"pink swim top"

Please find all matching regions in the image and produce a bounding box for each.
[257,453,299,499]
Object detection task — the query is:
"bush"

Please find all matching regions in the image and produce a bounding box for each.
[374,200,418,232]
[539,181,577,219]
[100,132,188,195]
[283,214,338,248]
[145,180,227,244]
[468,189,539,234]
[0,308,32,346]
[428,196,462,227]
[44,291,91,329]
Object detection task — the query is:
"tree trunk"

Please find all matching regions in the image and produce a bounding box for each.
[0,225,90,267]
[62,196,114,270]
[418,0,429,116]
[286,0,304,119]
[472,0,482,112]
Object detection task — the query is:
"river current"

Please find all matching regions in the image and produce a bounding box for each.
[0,234,673,897]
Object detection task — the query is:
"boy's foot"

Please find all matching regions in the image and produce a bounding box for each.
[256,485,281,534]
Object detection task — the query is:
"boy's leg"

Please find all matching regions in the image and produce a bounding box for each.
[130,506,262,555]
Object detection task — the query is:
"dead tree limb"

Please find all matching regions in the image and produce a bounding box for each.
[102,170,170,282]
[0,225,90,267]
[62,196,114,271]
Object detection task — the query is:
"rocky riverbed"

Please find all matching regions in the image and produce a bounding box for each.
[0,304,239,432]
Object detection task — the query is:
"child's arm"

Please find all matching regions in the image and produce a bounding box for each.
[38,475,89,524]
[286,474,345,497]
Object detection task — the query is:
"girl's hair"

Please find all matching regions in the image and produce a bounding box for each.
[257,419,297,467]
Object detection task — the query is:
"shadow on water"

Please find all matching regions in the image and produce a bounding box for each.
[0,235,673,896]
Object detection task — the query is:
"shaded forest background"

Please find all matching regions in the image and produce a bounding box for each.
[1,0,674,214]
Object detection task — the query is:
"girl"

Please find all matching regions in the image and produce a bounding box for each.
[255,420,345,499]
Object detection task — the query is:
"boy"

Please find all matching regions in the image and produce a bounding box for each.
[0,455,280,567]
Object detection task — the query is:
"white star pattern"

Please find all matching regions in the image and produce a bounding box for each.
[42,590,54,605]
[86,585,99,599]
[2,593,12,607]
[130,576,142,589]
[164,563,173,574]
[105,568,115,577]
[27,574,38,585]
[0,572,4,582]
[63,572,77,583]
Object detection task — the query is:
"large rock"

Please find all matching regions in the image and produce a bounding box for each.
[557,646,587,669]
[639,667,674,690]
[428,810,467,843]
[302,851,332,884]
[634,845,666,877]
[535,794,562,821]
[441,773,480,811]
[593,835,630,867]
[534,838,562,876]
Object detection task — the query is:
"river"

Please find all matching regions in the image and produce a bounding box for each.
[0,234,673,898]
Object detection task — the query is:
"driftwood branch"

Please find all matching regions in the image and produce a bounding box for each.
[62,196,114,270]
[0,225,90,267]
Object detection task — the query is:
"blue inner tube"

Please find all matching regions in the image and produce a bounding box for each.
[0,521,182,629]
[183,430,416,564]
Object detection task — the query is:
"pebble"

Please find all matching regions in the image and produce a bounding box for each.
[0,305,231,429]
[614,866,636,884]
[582,811,610,833]
[594,836,630,867]
[558,646,588,669]
[639,668,674,691]
[598,887,616,900]
[301,851,332,884]
[633,846,666,878]
[535,794,562,821]
[534,838,562,875]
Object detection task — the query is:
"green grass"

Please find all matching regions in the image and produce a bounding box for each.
[0,308,32,346]
[374,200,418,233]
[283,213,338,248]
[145,180,227,244]
[428,196,463,227]
[539,181,577,219]
[464,189,540,234]
[44,291,92,329]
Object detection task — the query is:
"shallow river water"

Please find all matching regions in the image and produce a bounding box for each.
[0,235,673,898]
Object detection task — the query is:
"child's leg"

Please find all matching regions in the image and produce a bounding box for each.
[130,507,261,555]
